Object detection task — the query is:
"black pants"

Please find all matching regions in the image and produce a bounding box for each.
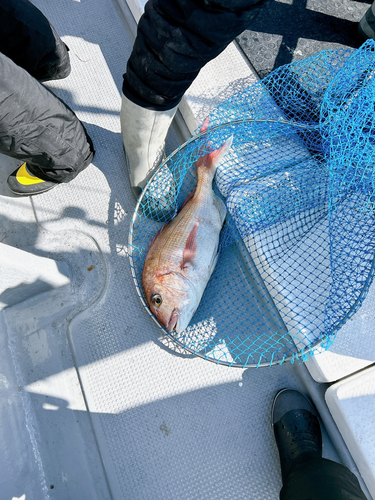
[0,0,94,183]
[123,0,268,110]
[281,457,368,500]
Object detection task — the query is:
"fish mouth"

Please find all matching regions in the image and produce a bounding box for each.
[167,309,180,332]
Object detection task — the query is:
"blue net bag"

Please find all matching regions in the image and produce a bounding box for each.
[128,40,375,368]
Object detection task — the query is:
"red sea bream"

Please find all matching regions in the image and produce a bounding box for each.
[142,136,233,333]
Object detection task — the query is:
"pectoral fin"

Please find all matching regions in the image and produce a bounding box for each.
[181,220,199,269]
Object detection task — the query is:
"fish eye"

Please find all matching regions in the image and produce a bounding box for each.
[151,294,163,307]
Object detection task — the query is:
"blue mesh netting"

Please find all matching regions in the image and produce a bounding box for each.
[128,40,375,368]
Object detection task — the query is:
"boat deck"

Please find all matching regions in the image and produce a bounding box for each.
[0,0,373,499]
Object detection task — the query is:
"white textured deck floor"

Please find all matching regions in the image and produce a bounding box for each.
[0,0,370,499]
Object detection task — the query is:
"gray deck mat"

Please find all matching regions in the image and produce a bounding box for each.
[1,0,340,498]
[237,0,370,78]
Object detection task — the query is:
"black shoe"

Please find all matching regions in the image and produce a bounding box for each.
[272,388,323,482]
[7,163,59,196]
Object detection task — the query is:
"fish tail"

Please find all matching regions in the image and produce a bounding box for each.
[196,135,233,177]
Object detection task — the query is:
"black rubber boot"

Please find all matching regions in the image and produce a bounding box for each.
[7,162,59,196]
[272,388,322,482]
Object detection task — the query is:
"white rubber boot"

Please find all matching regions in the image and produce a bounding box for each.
[120,93,178,201]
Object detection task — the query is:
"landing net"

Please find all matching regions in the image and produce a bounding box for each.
[128,40,375,368]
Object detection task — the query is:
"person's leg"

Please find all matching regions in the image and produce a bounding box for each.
[121,0,267,198]
[0,0,71,81]
[0,53,94,195]
[281,456,368,500]
[123,0,267,109]
[273,389,367,500]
